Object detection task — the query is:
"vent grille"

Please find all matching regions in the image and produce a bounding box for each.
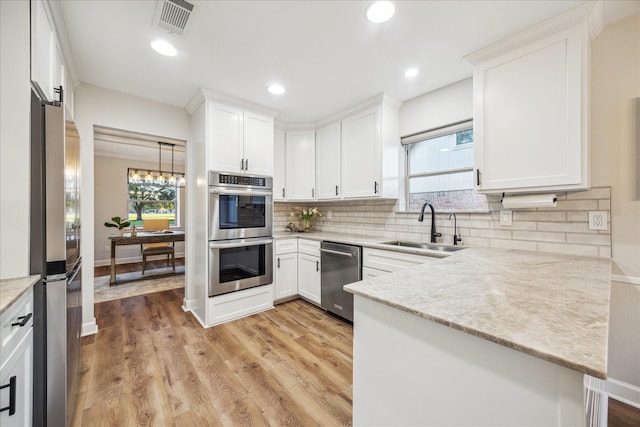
[157,0,194,35]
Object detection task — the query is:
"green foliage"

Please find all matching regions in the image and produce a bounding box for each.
[104,216,131,230]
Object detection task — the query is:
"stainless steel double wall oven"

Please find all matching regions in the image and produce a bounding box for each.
[208,171,273,296]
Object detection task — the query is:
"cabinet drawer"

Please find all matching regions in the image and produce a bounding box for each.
[298,239,320,257]
[207,285,273,327]
[275,238,298,254]
[363,248,432,273]
[0,287,34,367]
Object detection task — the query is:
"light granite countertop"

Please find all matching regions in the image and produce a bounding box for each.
[0,275,39,315]
[275,231,611,379]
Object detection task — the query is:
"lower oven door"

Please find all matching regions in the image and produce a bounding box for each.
[208,237,273,297]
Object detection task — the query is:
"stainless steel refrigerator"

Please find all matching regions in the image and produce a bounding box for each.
[30,87,82,427]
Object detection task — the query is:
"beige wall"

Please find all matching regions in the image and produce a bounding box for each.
[94,155,185,265]
[590,13,640,390]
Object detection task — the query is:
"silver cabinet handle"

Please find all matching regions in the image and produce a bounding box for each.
[245,158,249,170]
[311,188,315,198]
[335,185,339,196]
[240,158,245,171]
[319,248,353,257]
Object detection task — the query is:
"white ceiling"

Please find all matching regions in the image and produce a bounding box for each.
[58,0,638,124]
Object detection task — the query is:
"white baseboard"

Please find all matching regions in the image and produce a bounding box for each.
[182,297,196,312]
[81,319,98,336]
[611,274,640,286]
[94,252,185,267]
[607,377,640,409]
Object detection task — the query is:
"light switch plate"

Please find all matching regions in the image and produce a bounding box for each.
[588,211,608,230]
[500,210,513,226]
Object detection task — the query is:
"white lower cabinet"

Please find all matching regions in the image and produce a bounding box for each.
[363,248,434,274]
[274,238,298,301]
[297,253,321,305]
[0,287,33,427]
[206,285,273,326]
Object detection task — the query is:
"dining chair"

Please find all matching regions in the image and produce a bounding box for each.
[141,218,175,274]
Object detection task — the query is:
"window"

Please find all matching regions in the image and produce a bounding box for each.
[127,181,178,227]
[403,120,488,212]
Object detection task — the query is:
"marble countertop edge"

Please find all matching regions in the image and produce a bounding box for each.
[0,275,39,315]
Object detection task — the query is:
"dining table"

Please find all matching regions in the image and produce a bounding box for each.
[108,230,185,285]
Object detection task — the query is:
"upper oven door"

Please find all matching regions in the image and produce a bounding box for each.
[209,187,273,240]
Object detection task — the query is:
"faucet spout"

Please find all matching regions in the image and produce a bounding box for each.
[449,213,462,246]
[418,202,441,243]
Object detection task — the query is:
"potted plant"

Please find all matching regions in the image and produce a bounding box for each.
[104,216,131,236]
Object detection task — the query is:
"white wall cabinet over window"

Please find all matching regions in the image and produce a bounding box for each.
[284,130,316,200]
[465,3,602,194]
[315,122,341,200]
[208,102,274,175]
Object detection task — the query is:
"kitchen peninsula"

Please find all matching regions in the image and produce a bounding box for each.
[344,247,611,426]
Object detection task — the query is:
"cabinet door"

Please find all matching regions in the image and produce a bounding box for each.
[209,103,244,173]
[274,252,297,300]
[31,0,54,101]
[273,129,286,200]
[315,122,341,200]
[473,26,586,193]
[0,329,32,427]
[285,131,316,200]
[341,107,380,198]
[297,253,321,304]
[244,111,274,175]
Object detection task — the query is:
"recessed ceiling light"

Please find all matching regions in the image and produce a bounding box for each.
[150,40,177,57]
[405,68,419,78]
[268,84,285,95]
[366,1,395,24]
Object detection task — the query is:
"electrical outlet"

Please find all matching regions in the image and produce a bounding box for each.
[499,210,513,226]
[588,211,608,230]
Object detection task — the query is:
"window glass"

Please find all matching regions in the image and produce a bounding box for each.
[127,182,177,227]
[404,124,488,212]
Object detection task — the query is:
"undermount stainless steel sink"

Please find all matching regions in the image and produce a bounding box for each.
[380,241,467,252]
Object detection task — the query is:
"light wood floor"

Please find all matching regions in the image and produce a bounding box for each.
[72,289,353,427]
[73,287,640,427]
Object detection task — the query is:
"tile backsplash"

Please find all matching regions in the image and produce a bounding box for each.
[275,187,611,259]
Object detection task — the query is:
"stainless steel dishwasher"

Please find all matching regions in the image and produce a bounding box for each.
[320,241,362,322]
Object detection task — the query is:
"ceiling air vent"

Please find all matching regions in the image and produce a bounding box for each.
[154,0,195,35]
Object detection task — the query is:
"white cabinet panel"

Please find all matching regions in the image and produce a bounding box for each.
[315,122,341,200]
[341,108,379,198]
[297,238,320,257]
[244,111,274,175]
[468,18,592,194]
[274,252,297,301]
[31,0,54,101]
[274,129,286,200]
[209,103,244,173]
[285,130,315,200]
[363,248,432,273]
[298,253,321,305]
[206,285,273,326]
[363,266,385,279]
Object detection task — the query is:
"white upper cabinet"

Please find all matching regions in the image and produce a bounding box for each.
[207,100,274,175]
[273,129,286,200]
[285,130,316,200]
[315,122,341,200]
[31,0,66,103]
[465,2,603,194]
[340,95,400,199]
[244,111,274,176]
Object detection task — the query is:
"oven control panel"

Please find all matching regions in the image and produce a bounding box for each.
[209,171,273,190]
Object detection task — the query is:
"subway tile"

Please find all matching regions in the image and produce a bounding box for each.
[513,211,567,222]
[489,239,537,251]
[598,200,611,210]
[537,222,590,233]
[566,233,612,246]
[599,247,612,258]
[555,200,599,211]
[512,231,565,242]
[565,187,611,200]
[463,236,491,247]
[498,221,537,231]
[566,211,588,222]
[470,228,512,239]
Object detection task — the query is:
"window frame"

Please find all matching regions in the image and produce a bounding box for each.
[403,119,478,211]
[126,181,180,228]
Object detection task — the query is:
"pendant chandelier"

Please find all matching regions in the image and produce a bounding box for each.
[127,142,185,187]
